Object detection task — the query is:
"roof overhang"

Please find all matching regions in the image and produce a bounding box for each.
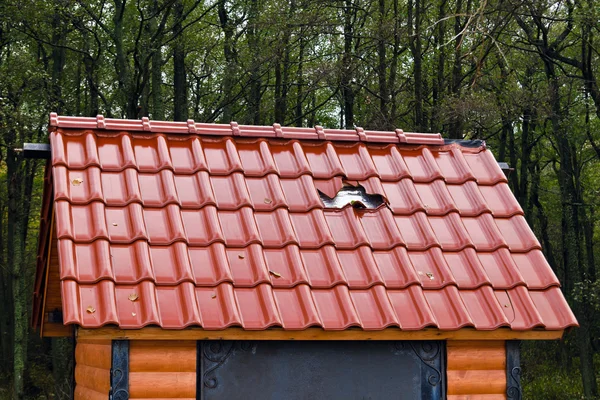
[76,326,565,341]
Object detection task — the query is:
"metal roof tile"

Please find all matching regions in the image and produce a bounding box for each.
[156,283,202,328]
[401,147,444,183]
[511,250,560,289]
[210,173,252,210]
[202,138,244,175]
[407,248,456,289]
[423,286,474,330]
[358,206,405,250]
[269,141,312,178]
[235,284,283,329]
[495,286,545,330]
[303,142,345,179]
[312,285,361,330]
[477,248,526,289]
[236,141,278,176]
[301,246,346,288]
[387,286,437,330]
[148,242,194,284]
[279,175,323,211]
[245,174,287,211]
[349,285,398,329]
[367,145,411,181]
[131,134,173,172]
[273,285,321,329]
[166,136,207,174]
[188,244,232,286]
[462,150,508,185]
[173,171,216,208]
[479,183,524,217]
[446,181,491,217]
[430,147,476,184]
[263,246,309,287]
[459,286,510,330]
[138,170,179,207]
[217,208,261,247]
[54,166,104,204]
[393,212,439,250]
[372,247,420,288]
[194,284,243,329]
[226,245,270,286]
[43,116,576,332]
[443,248,491,289]
[528,287,578,329]
[334,143,379,180]
[100,169,143,206]
[337,247,384,289]
[494,215,542,252]
[143,204,186,244]
[382,179,425,214]
[324,208,370,250]
[288,210,335,248]
[428,213,474,251]
[181,206,224,245]
[254,209,298,248]
[414,180,459,215]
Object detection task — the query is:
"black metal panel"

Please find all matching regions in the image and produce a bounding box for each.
[199,341,444,400]
[23,143,51,159]
[110,340,130,400]
[506,340,522,400]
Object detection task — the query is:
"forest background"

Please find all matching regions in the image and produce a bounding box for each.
[0,0,599,398]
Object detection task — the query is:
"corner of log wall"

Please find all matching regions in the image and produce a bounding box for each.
[74,339,111,400]
[446,340,507,400]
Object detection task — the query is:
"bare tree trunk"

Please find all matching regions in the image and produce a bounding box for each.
[448,0,467,139]
[408,0,424,130]
[173,0,188,121]
[294,34,305,127]
[341,0,355,129]
[247,0,262,124]
[218,0,235,122]
[432,0,446,132]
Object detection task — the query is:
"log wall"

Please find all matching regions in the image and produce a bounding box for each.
[74,339,111,400]
[129,340,197,399]
[446,340,507,399]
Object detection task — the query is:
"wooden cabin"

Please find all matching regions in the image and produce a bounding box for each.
[32,113,577,399]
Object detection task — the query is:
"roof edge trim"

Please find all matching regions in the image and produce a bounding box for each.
[49,113,445,145]
[76,326,567,341]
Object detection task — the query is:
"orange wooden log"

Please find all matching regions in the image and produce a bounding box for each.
[129,341,196,373]
[75,364,110,394]
[447,341,505,370]
[446,370,506,395]
[74,386,108,400]
[129,372,196,398]
[75,342,111,370]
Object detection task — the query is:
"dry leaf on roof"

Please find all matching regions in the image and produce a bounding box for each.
[269,270,282,278]
[72,178,83,186]
[86,306,96,314]
[128,293,138,301]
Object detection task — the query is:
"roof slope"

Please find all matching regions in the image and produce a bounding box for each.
[42,113,577,331]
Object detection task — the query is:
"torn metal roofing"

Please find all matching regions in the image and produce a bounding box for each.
[34,113,578,331]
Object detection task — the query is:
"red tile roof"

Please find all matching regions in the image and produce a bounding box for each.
[39,113,577,331]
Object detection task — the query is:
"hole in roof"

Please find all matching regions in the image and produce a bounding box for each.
[319,183,387,210]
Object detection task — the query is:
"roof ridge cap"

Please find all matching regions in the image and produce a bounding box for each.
[49,112,446,146]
